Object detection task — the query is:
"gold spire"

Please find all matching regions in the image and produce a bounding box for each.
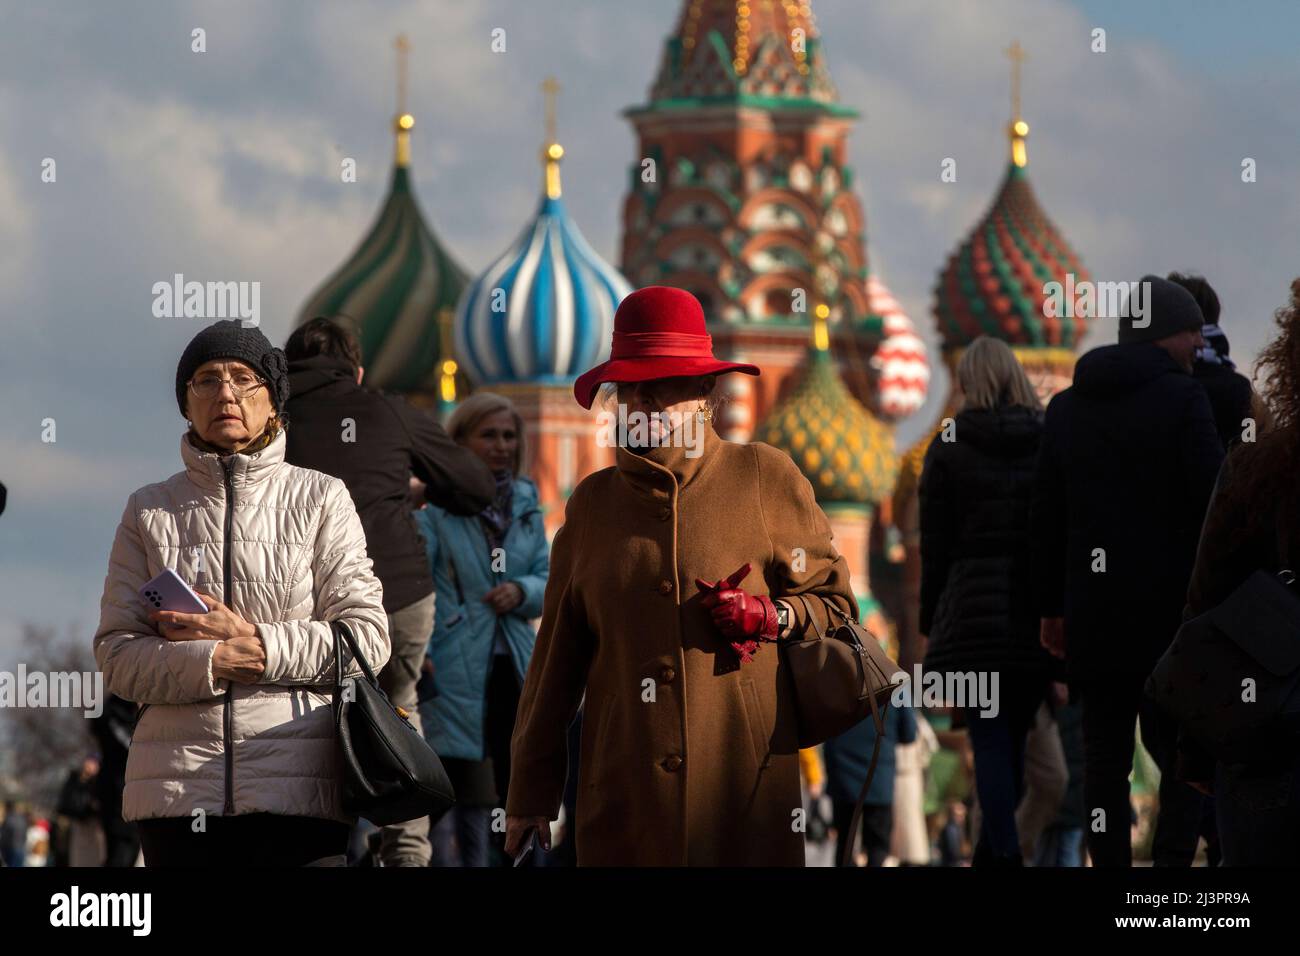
[394,34,414,168]
[437,306,458,403]
[1005,39,1029,168]
[541,75,564,199]
[812,302,830,351]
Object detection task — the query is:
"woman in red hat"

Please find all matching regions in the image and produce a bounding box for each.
[503,286,857,866]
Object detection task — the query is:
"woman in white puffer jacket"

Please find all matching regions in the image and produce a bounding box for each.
[93,320,390,867]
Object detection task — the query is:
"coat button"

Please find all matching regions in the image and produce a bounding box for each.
[658,506,671,521]
[660,666,676,684]
[661,755,683,772]
[657,579,673,595]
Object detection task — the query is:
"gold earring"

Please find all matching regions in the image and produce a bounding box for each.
[695,401,711,424]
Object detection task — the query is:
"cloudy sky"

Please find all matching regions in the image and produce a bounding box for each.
[2,0,1298,661]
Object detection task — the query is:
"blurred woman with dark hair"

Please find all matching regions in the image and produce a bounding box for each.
[1181,281,1297,866]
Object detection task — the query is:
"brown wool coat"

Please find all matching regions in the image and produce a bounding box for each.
[506,424,857,866]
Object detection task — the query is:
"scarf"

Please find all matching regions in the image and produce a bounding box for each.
[1195,323,1236,370]
[186,419,280,457]
[479,469,515,552]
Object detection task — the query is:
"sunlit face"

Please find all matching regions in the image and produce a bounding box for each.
[184,359,276,452]
[616,375,714,443]
[464,409,518,473]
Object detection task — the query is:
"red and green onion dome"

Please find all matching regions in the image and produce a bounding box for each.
[933,160,1090,352]
[759,319,898,507]
[297,112,469,395]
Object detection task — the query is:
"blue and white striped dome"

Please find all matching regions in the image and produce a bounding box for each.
[455,189,632,385]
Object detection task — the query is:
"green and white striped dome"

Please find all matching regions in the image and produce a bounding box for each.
[297,113,468,394]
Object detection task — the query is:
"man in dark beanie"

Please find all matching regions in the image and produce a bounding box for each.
[1167,272,1256,450]
[283,315,494,867]
[1031,274,1224,867]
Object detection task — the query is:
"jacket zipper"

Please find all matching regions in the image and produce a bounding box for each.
[221,458,236,816]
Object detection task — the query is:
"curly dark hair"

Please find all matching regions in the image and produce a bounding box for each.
[1222,279,1297,537]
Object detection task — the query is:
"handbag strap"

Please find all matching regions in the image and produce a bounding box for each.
[823,598,860,630]
[818,598,891,867]
[838,674,887,868]
[331,619,379,695]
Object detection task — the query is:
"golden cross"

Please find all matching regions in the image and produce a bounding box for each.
[1005,38,1027,121]
[542,75,560,145]
[395,34,410,115]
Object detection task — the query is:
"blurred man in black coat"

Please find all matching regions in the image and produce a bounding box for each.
[91,694,141,866]
[1032,275,1224,867]
[1167,272,1256,451]
[284,316,494,867]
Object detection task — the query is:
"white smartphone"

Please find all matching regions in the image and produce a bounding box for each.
[139,568,209,615]
[512,831,538,867]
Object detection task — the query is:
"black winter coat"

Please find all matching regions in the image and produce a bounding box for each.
[1193,361,1253,450]
[920,404,1049,679]
[284,355,495,612]
[1031,344,1224,682]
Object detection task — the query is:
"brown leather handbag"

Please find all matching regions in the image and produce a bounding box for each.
[782,599,907,749]
[782,600,909,867]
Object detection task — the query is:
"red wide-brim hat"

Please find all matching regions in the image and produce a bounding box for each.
[573,286,760,410]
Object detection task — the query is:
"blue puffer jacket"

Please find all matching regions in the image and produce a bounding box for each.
[414,477,550,761]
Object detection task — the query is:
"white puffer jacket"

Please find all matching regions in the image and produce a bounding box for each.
[93,427,390,824]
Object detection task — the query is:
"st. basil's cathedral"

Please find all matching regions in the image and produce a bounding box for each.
[296,0,1091,670]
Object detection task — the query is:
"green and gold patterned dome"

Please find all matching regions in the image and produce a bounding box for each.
[759,315,898,506]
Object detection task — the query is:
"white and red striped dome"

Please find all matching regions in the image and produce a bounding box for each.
[866,274,929,421]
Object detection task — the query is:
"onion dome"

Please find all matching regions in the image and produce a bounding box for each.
[455,79,632,386]
[932,46,1089,352]
[865,274,929,421]
[759,308,898,506]
[298,43,467,394]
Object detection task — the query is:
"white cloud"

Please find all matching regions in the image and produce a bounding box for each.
[0,95,35,292]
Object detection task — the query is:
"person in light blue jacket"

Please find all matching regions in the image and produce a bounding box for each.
[413,392,550,866]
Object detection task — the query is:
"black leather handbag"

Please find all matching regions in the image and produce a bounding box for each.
[330,619,456,826]
[1147,568,1300,764]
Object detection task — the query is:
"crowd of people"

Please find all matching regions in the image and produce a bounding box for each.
[2,272,1295,867]
[913,272,1293,868]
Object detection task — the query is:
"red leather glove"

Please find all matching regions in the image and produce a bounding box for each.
[695,563,779,664]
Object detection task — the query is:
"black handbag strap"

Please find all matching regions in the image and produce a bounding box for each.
[331,619,380,696]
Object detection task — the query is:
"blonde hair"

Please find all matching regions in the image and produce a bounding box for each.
[956,337,1042,412]
[446,391,527,476]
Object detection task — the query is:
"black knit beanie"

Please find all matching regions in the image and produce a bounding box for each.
[175,320,290,418]
[1118,275,1205,346]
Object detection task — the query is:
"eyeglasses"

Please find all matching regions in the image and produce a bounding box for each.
[188,372,267,401]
